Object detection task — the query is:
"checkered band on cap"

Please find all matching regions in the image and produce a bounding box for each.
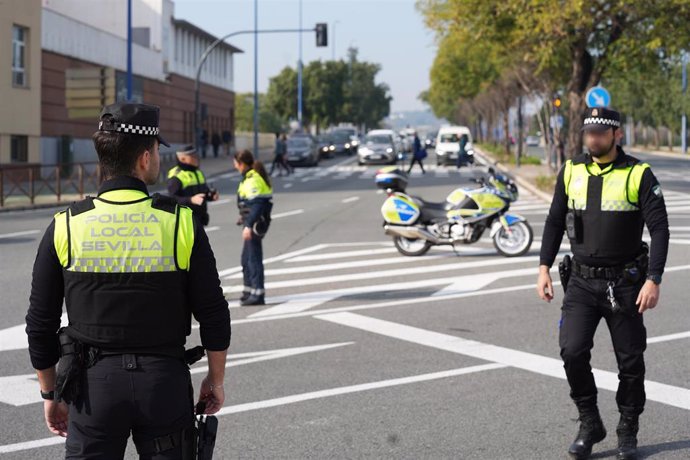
[99,121,159,136]
[583,117,620,128]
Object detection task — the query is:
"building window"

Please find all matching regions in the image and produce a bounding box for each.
[12,25,28,87]
[10,135,29,162]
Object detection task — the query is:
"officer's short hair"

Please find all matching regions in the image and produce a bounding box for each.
[92,115,157,179]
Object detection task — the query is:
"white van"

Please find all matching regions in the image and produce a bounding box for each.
[435,126,473,165]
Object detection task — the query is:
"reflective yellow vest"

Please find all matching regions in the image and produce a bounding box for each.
[564,153,648,259]
[52,189,195,351]
[238,169,273,201]
[167,165,206,190]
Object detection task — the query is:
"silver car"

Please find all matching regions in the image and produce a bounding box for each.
[358,133,397,165]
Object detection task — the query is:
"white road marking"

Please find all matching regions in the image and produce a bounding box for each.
[272,209,305,219]
[287,247,398,263]
[208,198,232,206]
[245,265,544,318]
[0,342,354,407]
[316,312,690,411]
[205,226,220,233]
[341,196,360,204]
[283,183,293,188]
[226,254,544,293]
[0,362,506,454]
[229,253,455,278]
[217,243,329,278]
[190,342,353,375]
[0,229,40,239]
[647,331,690,344]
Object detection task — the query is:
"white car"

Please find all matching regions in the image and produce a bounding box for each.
[358,130,397,165]
[435,125,473,166]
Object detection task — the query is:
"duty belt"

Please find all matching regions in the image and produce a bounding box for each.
[571,260,632,280]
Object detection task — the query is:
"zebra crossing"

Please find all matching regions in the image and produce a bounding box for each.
[276,163,473,182]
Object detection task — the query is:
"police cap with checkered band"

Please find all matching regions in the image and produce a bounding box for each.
[581,107,621,133]
[97,102,170,147]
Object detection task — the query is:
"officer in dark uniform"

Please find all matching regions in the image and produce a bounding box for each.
[167,144,219,226]
[537,107,669,460]
[26,103,231,459]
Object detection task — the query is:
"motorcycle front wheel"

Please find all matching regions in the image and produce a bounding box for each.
[393,236,432,257]
[493,221,533,257]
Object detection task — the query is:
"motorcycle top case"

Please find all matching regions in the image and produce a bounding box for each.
[381,192,421,225]
[375,166,408,192]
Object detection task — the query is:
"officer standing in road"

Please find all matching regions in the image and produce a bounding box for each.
[536,107,669,460]
[167,144,219,226]
[26,103,231,459]
[234,149,273,306]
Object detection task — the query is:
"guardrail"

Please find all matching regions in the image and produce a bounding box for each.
[0,152,177,208]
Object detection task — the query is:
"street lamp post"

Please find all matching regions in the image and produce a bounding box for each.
[193,27,317,159]
[126,0,133,101]
[297,0,303,130]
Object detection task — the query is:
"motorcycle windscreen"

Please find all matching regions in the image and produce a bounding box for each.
[381,193,421,224]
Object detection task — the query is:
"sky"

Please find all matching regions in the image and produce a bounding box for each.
[173,0,438,113]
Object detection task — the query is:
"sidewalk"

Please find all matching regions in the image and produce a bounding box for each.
[0,148,272,212]
[474,147,555,202]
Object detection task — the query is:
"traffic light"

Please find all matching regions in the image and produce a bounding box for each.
[316,23,328,47]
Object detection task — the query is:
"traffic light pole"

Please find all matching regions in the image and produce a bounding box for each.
[194,27,316,158]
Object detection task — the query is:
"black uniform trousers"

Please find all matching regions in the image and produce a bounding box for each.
[559,272,647,417]
[65,354,194,459]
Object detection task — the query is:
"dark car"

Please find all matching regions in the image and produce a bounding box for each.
[286,135,319,167]
[330,130,354,155]
[317,134,335,159]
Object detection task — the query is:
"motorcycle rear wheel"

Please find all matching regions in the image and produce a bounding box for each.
[393,236,432,256]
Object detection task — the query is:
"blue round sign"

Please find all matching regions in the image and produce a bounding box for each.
[586,86,611,108]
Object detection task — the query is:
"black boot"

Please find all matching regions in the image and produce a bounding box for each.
[239,292,251,302]
[241,294,265,306]
[616,415,639,460]
[568,410,607,459]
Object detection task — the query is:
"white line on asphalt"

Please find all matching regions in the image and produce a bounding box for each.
[208,198,232,206]
[316,312,690,411]
[244,265,545,318]
[646,331,690,344]
[205,226,220,233]
[224,254,543,293]
[224,261,690,325]
[0,362,506,454]
[283,183,293,188]
[217,243,329,278]
[0,229,40,239]
[272,209,305,219]
[189,342,353,375]
[286,247,399,263]
[229,253,456,278]
[342,196,360,203]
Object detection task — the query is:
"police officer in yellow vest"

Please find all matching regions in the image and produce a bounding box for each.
[167,144,219,226]
[537,107,669,460]
[234,149,273,306]
[25,103,231,459]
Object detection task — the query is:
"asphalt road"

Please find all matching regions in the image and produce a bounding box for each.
[0,150,688,459]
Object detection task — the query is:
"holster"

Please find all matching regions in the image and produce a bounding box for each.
[558,255,572,293]
[195,402,218,460]
[54,329,99,404]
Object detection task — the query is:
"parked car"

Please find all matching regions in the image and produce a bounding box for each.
[317,134,336,159]
[286,135,320,166]
[525,135,541,147]
[358,130,397,165]
[435,125,473,166]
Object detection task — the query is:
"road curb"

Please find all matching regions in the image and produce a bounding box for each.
[627,148,690,161]
[474,148,553,203]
